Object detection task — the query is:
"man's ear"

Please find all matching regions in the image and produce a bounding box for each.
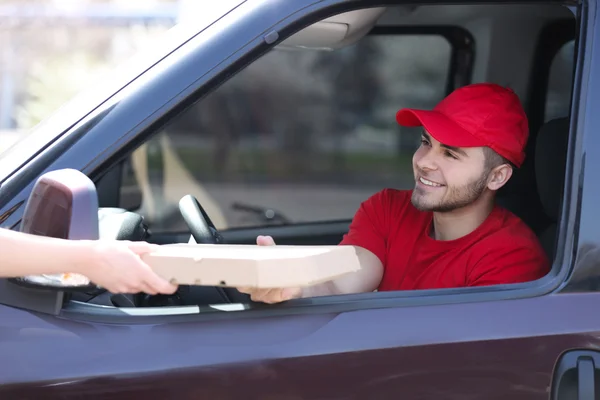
[487,164,513,191]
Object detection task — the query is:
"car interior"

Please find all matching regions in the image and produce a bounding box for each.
[69,2,577,312]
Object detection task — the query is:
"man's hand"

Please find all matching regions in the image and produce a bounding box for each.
[237,235,383,303]
[237,235,302,304]
[79,240,178,295]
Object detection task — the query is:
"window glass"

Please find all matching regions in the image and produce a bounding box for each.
[120,34,454,232]
[545,39,575,122]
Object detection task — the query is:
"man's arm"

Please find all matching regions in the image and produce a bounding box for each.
[301,245,383,297]
[237,235,383,303]
[238,190,393,303]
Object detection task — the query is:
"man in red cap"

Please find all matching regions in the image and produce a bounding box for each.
[238,83,550,303]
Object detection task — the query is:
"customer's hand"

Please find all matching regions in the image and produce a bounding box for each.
[237,235,302,304]
[78,240,178,295]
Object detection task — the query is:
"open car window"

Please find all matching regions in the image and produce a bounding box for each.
[119,32,460,233]
[0,2,579,321]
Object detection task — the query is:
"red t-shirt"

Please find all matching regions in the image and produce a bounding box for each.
[339,189,550,291]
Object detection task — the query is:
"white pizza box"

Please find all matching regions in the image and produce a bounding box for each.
[141,243,362,288]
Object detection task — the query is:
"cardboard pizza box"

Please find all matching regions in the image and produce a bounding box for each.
[141,243,362,288]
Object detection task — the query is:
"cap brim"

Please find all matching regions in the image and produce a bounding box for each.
[396,108,484,148]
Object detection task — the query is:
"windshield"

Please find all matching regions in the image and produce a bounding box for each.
[0,0,244,181]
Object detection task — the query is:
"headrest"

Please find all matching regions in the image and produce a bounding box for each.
[535,117,569,221]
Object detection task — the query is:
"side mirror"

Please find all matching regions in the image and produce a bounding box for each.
[9,168,100,291]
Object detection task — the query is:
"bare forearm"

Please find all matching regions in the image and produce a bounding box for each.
[300,246,383,298]
[300,280,341,298]
[0,228,90,277]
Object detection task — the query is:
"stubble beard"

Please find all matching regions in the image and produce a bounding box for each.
[411,171,490,213]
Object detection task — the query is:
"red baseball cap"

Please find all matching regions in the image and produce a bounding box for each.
[395,83,529,167]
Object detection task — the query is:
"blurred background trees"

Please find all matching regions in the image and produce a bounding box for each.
[0,0,178,134]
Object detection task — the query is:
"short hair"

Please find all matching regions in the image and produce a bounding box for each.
[483,147,514,171]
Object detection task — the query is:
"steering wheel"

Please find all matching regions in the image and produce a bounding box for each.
[178,194,224,244]
[176,194,251,304]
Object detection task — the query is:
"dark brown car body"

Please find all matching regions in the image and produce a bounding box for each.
[0,0,597,399]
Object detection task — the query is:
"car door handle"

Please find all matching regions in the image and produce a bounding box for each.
[552,350,599,400]
[577,358,595,400]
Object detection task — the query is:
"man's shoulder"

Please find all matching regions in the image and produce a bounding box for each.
[466,207,550,285]
[497,207,541,238]
[475,207,546,255]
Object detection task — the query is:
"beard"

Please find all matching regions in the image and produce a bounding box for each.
[411,170,490,213]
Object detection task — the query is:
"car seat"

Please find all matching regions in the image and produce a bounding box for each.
[534,116,570,260]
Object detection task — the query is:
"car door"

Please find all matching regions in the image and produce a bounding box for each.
[0,0,599,399]
[1,280,600,399]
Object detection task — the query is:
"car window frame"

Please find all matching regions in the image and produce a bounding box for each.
[64,1,588,325]
[0,0,589,322]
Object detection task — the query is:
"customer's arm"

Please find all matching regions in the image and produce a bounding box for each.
[0,228,177,295]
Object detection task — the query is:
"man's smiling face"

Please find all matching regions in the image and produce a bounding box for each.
[411,130,492,213]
